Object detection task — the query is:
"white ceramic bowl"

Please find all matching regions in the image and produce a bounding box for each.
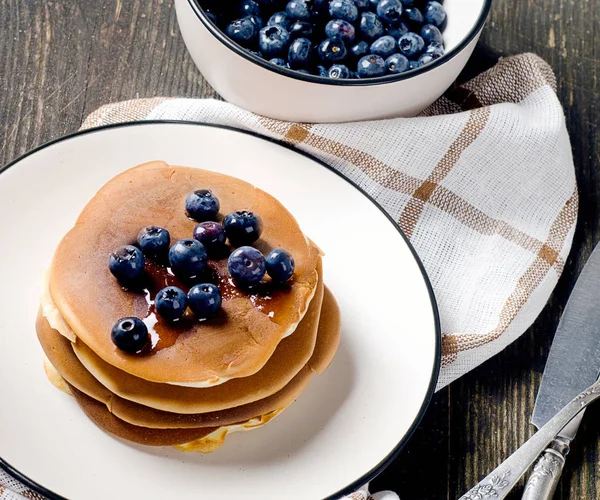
[175,0,491,123]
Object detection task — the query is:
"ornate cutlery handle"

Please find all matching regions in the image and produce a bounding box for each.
[459,379,600,500]
[520,438,569,500]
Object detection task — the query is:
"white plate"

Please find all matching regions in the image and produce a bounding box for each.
[0,122,440,500]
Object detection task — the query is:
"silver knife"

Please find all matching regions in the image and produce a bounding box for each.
[458,374,600,500]
[521,242,600,499]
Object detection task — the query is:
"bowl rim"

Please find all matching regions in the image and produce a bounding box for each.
[185,0,492,87]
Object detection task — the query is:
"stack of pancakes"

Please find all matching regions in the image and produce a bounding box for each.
[36,161,340,452]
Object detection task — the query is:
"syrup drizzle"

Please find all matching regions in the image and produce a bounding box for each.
[132,256,290,354]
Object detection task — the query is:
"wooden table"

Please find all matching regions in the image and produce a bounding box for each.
[1,1,598,498]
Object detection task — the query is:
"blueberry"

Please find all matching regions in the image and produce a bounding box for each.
[376,0,403,24]
[268,11,292,29]
[408,59,420,70]
[187,283,222,318]
[185,189,220,222]
[228,246,266,286]
[288,37,312,68]
[359,12,385,41]
[317,37,347,62]
[357,54,386,77]
[168,239,207,278]
[193,221,226,254]
[259,25,291,57]
[370,35,397,58]
[386,20,409,38]
[354,0,370,10]
[239,0,261,16]
[286,0,312,20]
[225,17,259,47]
[425,42,444,57]
[349,40,370,60]
[316,64,329,77]
[417,53,434,66]
[270,57,290,67]
[155,286,188,321]
[246,14,265,30]
[403,6,424,26]
[420,23,443,45]
[328,64,351,78]
[398,32,424,57]
[137,226,171,259]
[109,245,145,283]
[223,210,263,246]
[266,248,295,282]
[417,43,444,66]
[325,19,356,43]
[399,0,414,4]
[329,0,359,22]
[289,20,314,38]
[424,1,446,27]
[368,0,380,8]
[111,317,148,353]
[385,53,409,73]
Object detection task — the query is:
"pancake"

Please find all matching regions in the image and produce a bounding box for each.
[69,383,288,450]
[37,287,341,430]
[45,359,286,451]
[68,385,219,447]
[39,259,324,414]
[173,409,284,453]
[43,357,72,395]
[48,161,320,386]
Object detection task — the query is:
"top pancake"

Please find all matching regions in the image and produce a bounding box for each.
[49,161,320,385]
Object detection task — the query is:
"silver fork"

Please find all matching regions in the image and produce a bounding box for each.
[459,377,600,500]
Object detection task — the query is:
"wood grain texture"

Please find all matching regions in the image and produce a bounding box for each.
[0,1,598,499]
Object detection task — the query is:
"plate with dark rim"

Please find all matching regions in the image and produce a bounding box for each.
[0,122,440,500]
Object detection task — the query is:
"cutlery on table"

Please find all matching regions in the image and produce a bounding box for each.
[520,243,600,498]
[459,242,600,500]
[458,375,600,500]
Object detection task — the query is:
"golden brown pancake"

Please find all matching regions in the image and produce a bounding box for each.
[173,410,285,453]
[303,287,341,376]
[38,287,341,430]
[61,259,323,414]
[68,385,219,446]
[43,357,72,395]
[48,161,320,385]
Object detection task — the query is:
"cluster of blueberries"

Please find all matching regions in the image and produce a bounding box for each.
[201,0,447,79]
[108,189,295,354]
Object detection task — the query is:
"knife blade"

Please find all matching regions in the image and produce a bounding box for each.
[521,242,600,499]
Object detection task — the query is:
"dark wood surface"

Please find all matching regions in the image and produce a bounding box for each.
[1,1,598,499]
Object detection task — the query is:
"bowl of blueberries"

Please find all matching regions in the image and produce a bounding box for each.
[175,0,491,122]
